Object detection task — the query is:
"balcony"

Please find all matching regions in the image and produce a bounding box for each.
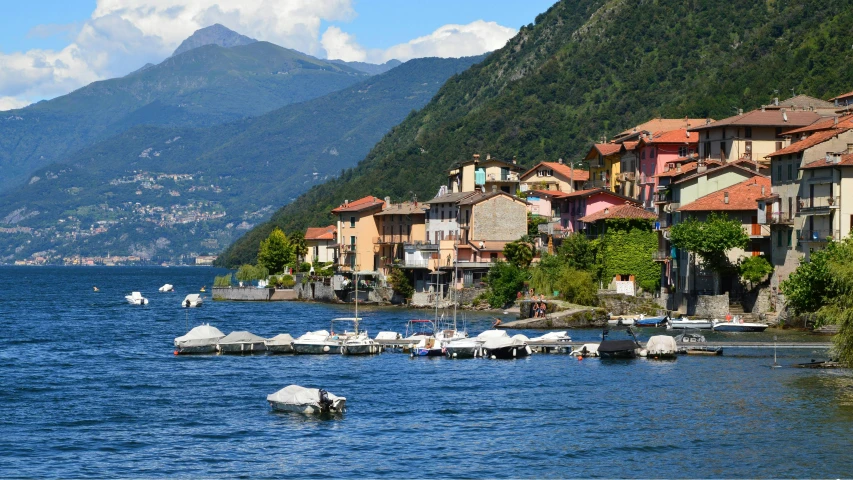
[654,192,669,204]
[652,250,670,262]
[340,243,356,253]
[799,196,840,213]
[797,229,839,243]
[374,235,408,244]
[405,240,439,250]
[617,172,636,182]
[583,179,610,190]
[766,212,794,225]
[487,172,519,182]
[745,223,771,238]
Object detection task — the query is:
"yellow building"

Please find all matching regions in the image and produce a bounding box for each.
[373,201,430,276]
[331,196,385,272]
[518,161,589,193]
[447,154,523,195]
[584,143,621,192]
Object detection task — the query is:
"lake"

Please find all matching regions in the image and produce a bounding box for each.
[1,266,850,478]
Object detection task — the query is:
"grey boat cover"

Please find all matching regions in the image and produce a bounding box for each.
[265,333,295,346]
[483,335,526,350]
[646,335,678,355]
[219,331,266,345]
[476,330,509,341]
[174,324,225,347]
[267,385,345,405]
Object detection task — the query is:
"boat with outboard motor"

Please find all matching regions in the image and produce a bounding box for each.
[598,326,643,359]
[267,385,346,415]
[667,316,713,330]
[482,334,532,359]
[182,294,202,307]
[635,315,669,327]
[173,323,225,354]
[712,316,769,332]
[125,291,148,305]
[217,331,267,354]
[445,329,507,358]
[645,335,678,360]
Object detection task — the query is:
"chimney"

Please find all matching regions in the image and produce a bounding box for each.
[676,164,682,173]
[558,157,564,164]
[774,97,779,106]
[705,118,711,125]
[473,154,480,160]
[761,105,765,112]
[512,156,517,165]
[724,192,729,204]
[738,108,743,115]
[486,153,491,160]
[344,199,349,206]
[384,196,391,205]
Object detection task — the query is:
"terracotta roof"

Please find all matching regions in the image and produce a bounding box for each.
[555,188,640,204]
[527,189,571,198]
[639,128,699,145]
[801,153,853,170]
[616,118,707,137]
[765,128,853,158]
[829,90,853,102]
[781,114,853,135]
[520,162,590,182]
[678,176,771,212]
[655,162,699,178]
[578,204,657,222]
[423,191,476,204]
[622,141,639,151]
[672,162,765,185]
[588,143,621,157]
[457,190,529,206]
[330,196,385,213]
[375,201,428,216]
[763,94,834,110]
[689,109,822,131]
[305,225,336,241]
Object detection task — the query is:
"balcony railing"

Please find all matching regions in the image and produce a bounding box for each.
[374,235,408,244]
[583,180,610,190]
[405,240,439,250]
[766,212,794,225]
[652,250,670,262]
[745,224,771,238]
[799,196,840,212]
[654,192,669,204]
[486,172,519,182]
[617,172,636,182]
[340,243,356,252]
[797,229,840,242]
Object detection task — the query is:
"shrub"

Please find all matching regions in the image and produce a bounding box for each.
[213,273,232,287]
[739,255,773,287]
[485,261,529,308]
[279,274,296,288]
[299,262,312,272]
[388,267,414,299]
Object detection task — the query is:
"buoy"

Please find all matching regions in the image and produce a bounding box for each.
[577,356,583,361]
[491,355,496,360]
[173,350,179,355]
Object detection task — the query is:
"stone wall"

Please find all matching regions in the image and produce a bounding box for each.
[294,281,340,302]
[687,292,729,318]
[212,287,272,301]
[741,286,773,314]
[597,293,662,316]
[472,195,527,241]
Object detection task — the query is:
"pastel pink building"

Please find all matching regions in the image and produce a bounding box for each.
[635,128,699,210]
[531,188,641,237]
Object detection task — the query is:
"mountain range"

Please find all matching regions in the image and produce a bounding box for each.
[217,0,853,267]
[0,52,482,263]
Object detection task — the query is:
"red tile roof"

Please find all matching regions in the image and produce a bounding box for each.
[655,162,699,178]
[556,188,640,204]
[678,176,771,212]
[375,201,428,216]
[616,118,708,137]
[578,204,657,222]
[621,141,639,151]
[520,162,590,182]
[589,143,622,156]
[672,162,763,185]
[801,153,853,169]
[640,128,699,145]
[305,225,336,240]
[689,109,822,131]
[330,196,385,213]
[781,114,853,135]
[829,90,853,102]
[527,189,571,198]
[765,128,853,158]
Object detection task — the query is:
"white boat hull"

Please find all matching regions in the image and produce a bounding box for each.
[293,342,342,355]
[341,342,381,355]
[174,343,218,354]
[712,322,769,332]
[668,320,713,330]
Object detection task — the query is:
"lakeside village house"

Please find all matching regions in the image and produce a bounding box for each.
[301,91,853,313]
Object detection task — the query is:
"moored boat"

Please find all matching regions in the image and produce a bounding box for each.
[598,326,643,359]
[265,333,295,353]
[482,334,531,359]
[667,316,713,330]
[267,385,346,414]
[174,324,225,354]
[292,330,342,354]
[158,284,174,293]
[182,294,202,308]
[125,291,148,305]
[712,317,769,332]
[217,331,267,354]
[645,335,678,359]
[635,315,669,328]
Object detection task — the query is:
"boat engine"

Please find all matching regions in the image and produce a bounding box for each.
[318,389,333,413]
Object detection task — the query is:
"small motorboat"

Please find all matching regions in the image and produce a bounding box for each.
[125,291,148,305]
[267,385,346,415]
[482,334,532,359]
[265,334,295,354]
[93,286,99,292]
[182,294,203,308]
[645,335,678,360]
[607,314,636,327]
[674,331,706,343]
[570,343,600,357]
[158,284,174,293]
[292,330,342,354]
[685,346,723,355]
[598,326,643,359]
[528,331,572,343]
[341,334,382,355]
[635,315,669,327]
[667,316,713,330]
[217,331,267,354]
[446,330,508,358]
[174,324,225,354]
[712,317,769,332]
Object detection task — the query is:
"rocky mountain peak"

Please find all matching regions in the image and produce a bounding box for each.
[171,24,257,57]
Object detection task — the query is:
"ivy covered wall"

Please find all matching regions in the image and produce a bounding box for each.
[597,219,659,293]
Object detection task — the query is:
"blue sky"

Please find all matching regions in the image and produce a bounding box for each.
[1,0,556,54]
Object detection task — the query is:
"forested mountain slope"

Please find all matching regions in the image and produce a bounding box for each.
[219,0,853,267]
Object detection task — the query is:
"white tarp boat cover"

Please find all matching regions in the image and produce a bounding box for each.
[128,292,145,300]
[219,331,266,345]
[482,336,515,350]
[530,331,571,342]
[447,338,478,348]
[511,334,530,343]
[159,284,173,292]
[571,343,600,356]
[646,335,678,355]
[476,330,509,341]
[183,294,201,305]
[267,385,345,408]
[375,331,401,340]
[174,324,225,347]
[296,330,330,341]
[265,333,295,346]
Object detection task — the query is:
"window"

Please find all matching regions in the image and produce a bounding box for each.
[350,235,356,246]
[787,229,792,247]
[745,127,753,138]
[775,141,783,152]
[787,163,793,182]
[349,216,355,228]
[745,141,752,159]
[720,142,727,162]
[678,146,688,157]
[777,230,783,247]
[776,164,783,183]
[650,148,656,158]
[441,210,445,221]
[788,197,793,218]
[704,142,711,159]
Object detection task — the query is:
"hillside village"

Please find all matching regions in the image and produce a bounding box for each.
[299,92,853,319]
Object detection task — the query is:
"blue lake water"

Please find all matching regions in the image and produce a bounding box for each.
[1,266,852,478]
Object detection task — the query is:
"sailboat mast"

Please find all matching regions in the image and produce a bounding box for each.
[354,269,359,333]
[453,237,458,330]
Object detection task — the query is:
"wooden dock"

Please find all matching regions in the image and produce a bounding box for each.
[373,339,832,353]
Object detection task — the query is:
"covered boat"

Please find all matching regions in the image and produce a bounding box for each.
[265,334,295,354]
[158,284,174,293]
[570,343,600,357]
[174,324,225,354]
[125,291,148,305]
[293,330,341,355]
[217,331,267,354]
[635,315,669,327]
[645,335,678,359]
[482,334,531,359]
[182,294,203,308]
[529,331,572,343]
[598,326,642,359]
[267,385,346,414]
[446,330,507,358]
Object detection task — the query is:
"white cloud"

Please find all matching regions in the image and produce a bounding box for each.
[0,1,515,109]
[323,20,516,63]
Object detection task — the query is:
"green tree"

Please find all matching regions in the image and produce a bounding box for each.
[213,273,232,287]
[289,231,309,266]
[529,254,598,305]
[597,219,658,292]
[527,213,550,237]
[485,261,530,308]
[781,242,839,314]
[739,255,773,288]
[257,227,295,274]
[503,239,534,269]
[557,233,598,273]
[388,267,414,299]
[236,264,267,284]
[670,212,749,293]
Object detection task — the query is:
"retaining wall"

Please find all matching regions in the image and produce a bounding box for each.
[213,287,272,301]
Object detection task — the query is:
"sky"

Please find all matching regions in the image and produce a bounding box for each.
[0,0,557,110]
